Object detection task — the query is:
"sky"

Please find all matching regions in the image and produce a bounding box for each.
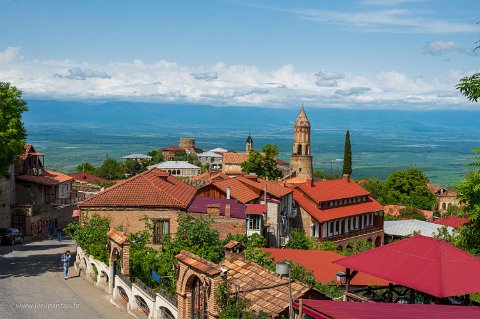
[0,0,479,109]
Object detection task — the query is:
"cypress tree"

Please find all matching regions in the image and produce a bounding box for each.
[343,130,352,175]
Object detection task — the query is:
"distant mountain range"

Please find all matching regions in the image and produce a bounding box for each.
[23,99,480,133]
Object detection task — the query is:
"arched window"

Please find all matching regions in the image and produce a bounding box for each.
[297,144,302,155]
[177,170,181,175]
[442,203,447,210]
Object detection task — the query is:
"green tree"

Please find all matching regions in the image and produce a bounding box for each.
[76,162,96,174]
[243,233,275,271]
[399,206,426,221]
[384,168,436,210]
[343,239,374,256]
[287,261,316,286]
[343,130,352,175]
[147,148,164,163]
[361,178,388,205]
[0,82,29,176]
[456,30,480,102]
[64,212,110,263]
[287,229,314,250]
[241,144,282,180]
[124,159,148,176]
[95,156,125,180]
[313,170,340,180]
[452,149,480,256]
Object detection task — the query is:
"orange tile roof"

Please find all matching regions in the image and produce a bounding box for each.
[297,179,370,203]
[223,152,249,165]
[163,146,184,152]
[191,171,229,182]
[294,191,383,222]
[214,178,260,204]
[106,228,129,245]
[262,248,389,286]
[21,144,33,160]
[220,258,310,317]
[224,240,240,249]
[68,173,111,185]
[16,170,73,186]
[237,175,292,198]
[384,205,433,220]
[79,168,196,208]
[176,250,222,276]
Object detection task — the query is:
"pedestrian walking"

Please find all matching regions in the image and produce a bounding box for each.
[57,224,63,241]
[61,250,72,280]
[48,223,54,240]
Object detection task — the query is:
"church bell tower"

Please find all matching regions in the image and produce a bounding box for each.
[289,106,313,179]
[246,134,253,153]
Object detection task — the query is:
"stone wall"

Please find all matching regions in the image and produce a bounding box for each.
[289,155,313,179]
[0,165,14,227]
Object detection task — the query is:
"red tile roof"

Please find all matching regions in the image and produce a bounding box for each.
[163,146,184,152]
[214,178,260,204]
[294,191,383,222]
[68,173,111,185]
[294,300,480,319]
[176,250,222,276]
[384,205,433,220]
[223,152,249,165]
[297,179,370,203]
[191,171,228,182]
[106,228,129,245]
[245,204,267,215]
[16,170,73,186]
[262,248,388,286]
[79,168,196,209]
[334,235,480,298]
[237,175,292,198]
[433,216,470,228]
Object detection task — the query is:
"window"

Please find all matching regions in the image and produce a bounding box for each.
[248,215,262,231]
[153,219,170,244]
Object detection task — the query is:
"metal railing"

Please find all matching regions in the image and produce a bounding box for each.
[134,278,157,300]
[117,273,132,288]
[321,225,383,242]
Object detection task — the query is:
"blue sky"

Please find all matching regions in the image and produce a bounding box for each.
[0,0,479,109]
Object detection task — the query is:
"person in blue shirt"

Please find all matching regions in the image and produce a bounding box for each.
[57,224,63,241]
[61,250,72,280]
[48,224,54,240]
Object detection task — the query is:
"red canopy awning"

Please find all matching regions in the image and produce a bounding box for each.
[334,235,480,298]
[72,209,80,218]
[293,300,480,319]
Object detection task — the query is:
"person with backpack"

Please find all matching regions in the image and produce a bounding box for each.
[61,250,72,280]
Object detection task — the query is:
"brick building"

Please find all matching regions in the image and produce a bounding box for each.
[176,242,316,318]
[197,174,294,247]
[162,146,184,161]
[79,168,245,242]
[12,144,81,235]
[290,174,384,249]
[289,106,313,179]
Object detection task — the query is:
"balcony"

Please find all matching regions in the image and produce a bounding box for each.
[321,225,383,242]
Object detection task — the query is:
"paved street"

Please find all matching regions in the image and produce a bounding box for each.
[0,238,131,319]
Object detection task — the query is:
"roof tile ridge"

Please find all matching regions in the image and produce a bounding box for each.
[145,174,186,207]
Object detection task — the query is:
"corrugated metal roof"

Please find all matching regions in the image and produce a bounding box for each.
[384,220,454,238]
[148,161,200,169]
[197,151,223,158]
[209,147,228,153]
[121,153,152,159]
[188,196,246,219]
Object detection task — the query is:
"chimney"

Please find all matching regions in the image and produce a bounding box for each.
[343,174,350,182]
[225,204,231,218]
[306,178,313,187]
[207,204,220,216]
[224,241,244,262]
[226,187,231,199]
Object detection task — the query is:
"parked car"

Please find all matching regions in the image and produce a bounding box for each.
[0,228,24,245]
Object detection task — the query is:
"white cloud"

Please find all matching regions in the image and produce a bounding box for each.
[0,47,21,63]
[0,47,471,109]
[423,41,466,56]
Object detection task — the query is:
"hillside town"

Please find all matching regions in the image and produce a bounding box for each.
[2,101,480,319]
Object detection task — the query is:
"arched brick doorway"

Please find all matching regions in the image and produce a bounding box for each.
[190,275,207,319]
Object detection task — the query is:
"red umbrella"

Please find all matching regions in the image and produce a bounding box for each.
[334,235,480,298]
